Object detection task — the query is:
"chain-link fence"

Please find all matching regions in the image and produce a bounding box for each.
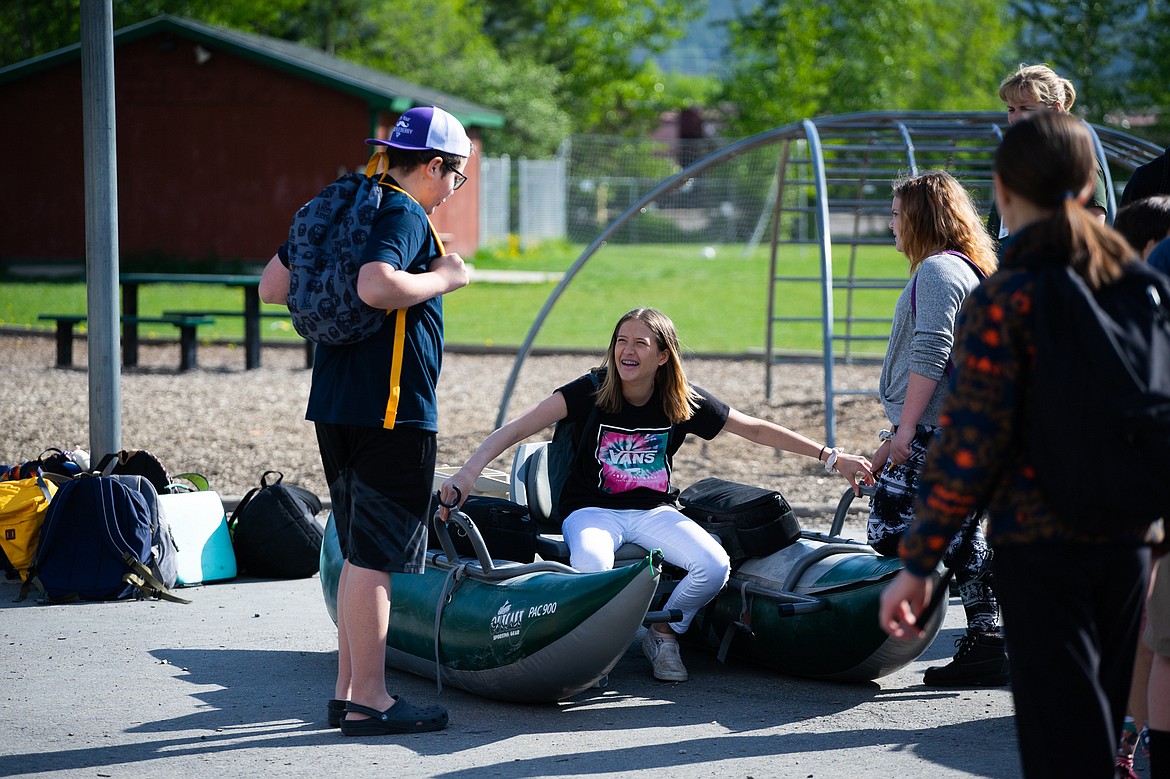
[487,115,1163,442]
[480,135,758,250]
[478,155,511,247]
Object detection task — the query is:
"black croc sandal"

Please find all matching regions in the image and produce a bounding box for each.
[327,699,346,728]
[339,696,448,736]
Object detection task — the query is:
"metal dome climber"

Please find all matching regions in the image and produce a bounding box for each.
[494,111,1163,445]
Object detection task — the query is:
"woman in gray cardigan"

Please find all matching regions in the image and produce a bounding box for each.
[868,170,1003,687]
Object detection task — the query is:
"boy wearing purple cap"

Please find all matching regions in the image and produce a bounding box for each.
[259,105,471,736]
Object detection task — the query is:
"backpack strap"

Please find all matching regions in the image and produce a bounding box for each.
[910,250,986,315]
[940,250,987,280]
[380,307,410,429]
[228,484,266,535]
[364,153,446,254]
[364,153,445,429]
[910,251,987,376]
[122,554,191,604]
[94,452,120,476]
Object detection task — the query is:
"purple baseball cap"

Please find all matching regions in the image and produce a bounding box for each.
[366,106,471,157]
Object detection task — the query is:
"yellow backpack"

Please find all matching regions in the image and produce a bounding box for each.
[0,474,57,581]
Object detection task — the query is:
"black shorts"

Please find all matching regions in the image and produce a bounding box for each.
[315,422,436,574]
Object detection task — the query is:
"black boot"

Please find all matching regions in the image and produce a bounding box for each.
[923,630,1010,687]
[1149,729,1169,779]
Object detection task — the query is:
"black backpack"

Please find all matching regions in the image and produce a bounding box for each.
[94,449,173,496]
[1028,261,1170,531]
[678,478,802,562]
[428,495,537,563]
[229,471,324,578]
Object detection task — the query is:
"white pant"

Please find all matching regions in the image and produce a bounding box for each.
[561,504,731,634]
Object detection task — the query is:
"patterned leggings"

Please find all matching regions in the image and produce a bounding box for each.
[866,427,1000,634]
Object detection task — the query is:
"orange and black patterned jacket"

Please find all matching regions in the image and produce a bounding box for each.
[900,230,1150,578]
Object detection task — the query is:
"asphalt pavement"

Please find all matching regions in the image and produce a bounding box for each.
[0,547,1028,779]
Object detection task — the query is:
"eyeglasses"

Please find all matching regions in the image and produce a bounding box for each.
[443,163,468,191]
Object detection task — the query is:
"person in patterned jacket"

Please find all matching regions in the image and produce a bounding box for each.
[878,111,1153,778]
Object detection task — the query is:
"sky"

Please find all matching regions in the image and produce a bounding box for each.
[646,0,747,75]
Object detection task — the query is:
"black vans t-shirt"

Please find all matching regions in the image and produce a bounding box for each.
[555,371,729,516]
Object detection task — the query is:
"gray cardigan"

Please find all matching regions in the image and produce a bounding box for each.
[878,252,984,427]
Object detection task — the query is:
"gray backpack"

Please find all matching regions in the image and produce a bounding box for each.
[286,173,387,345]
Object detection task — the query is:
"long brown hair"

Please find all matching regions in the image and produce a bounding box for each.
[892,170,998,277]
[595,308,700,423]
[994,111,1134,289]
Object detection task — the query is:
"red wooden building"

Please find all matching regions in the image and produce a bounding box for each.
[0,15,504,267]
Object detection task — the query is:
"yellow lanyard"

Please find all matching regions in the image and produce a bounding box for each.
[363,152,445,429]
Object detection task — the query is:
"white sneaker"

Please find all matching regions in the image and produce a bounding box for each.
[642,629,688,682]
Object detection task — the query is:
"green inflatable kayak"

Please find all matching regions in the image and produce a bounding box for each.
[320,510,662,702]
[512,444,944,683]
[687,533,946,681]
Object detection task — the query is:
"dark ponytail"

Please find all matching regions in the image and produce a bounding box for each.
[994,112,1134,289]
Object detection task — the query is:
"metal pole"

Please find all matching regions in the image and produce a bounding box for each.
[493,124,801,428]
[81,0,121,459]
[802,119,836,448]
[764,140,792,402]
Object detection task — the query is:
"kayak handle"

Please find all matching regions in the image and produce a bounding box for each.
[436,485,462,509]
[431,507,580,579]
[432,507,494,574]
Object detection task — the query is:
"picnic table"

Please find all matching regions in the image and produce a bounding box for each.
[120,273,266,369]
[38,313,215,371]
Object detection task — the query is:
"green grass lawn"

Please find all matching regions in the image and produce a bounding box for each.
[0,242,908,356]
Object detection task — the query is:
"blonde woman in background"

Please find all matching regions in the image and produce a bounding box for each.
[987,63,1108,243]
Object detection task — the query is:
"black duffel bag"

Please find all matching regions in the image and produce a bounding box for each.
[678,477,801,562]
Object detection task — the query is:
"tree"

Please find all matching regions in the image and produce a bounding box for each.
[1128,1,1170,143]
[435,52,572,159]
[0,0,570,158]
[478,0,704,135]
[273,0,480,64]
[720,0,1017,137]
[1009,0,1148,121]
[286,0,572,158]
[0,0,81,66]
[0,0,304,68]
